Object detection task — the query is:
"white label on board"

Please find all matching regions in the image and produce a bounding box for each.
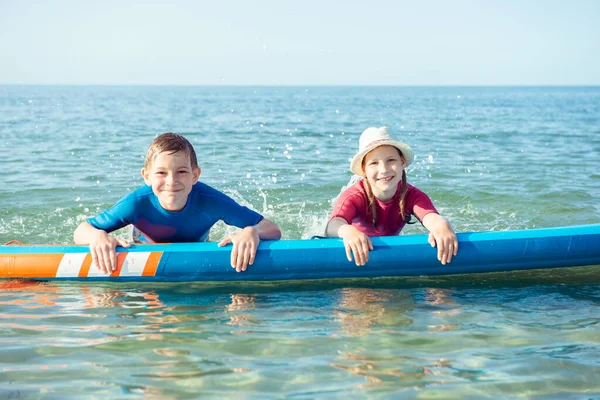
[56,253,88,277]
[119,252,151,276]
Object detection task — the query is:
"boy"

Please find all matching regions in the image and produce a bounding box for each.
[74,132,281,274]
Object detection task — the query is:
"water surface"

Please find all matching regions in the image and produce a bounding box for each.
[1,85,599,398]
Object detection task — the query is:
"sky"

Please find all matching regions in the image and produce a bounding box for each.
[0,0,598,85]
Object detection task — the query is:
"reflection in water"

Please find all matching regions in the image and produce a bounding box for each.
[424,288,462,332]
[2,280,597,397]
[0,281,259,395]
[0,282,177,349]
[80,287,165,311]
[331,288,414,389]
[0,280,60,308]
[330,352,458,390]
[226,294,256,312]
[331,287,466,390]
[0,280,167,312]
[226,294,257,330]
[334,288,414,337]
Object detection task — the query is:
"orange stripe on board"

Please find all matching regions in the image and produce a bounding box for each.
[142,252,162,276]
[78,254,93,278]
[7,254,65,278]
[110,253,129,277]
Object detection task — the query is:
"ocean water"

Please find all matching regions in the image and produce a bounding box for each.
[1,85,599,398]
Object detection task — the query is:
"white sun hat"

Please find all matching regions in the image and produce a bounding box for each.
[349,126,415,176]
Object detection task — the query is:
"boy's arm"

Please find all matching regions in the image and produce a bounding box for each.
[421,213,458,265]
[218,218,281,273]
[253,218,281,240]
[325,217,373,266]
[74,221,131,274]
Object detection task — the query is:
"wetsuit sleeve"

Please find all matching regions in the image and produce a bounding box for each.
[405,186,438,222]
[329,190,362,224]
[86,194,137,233]
[207,190,264,228]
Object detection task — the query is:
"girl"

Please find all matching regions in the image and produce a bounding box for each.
[325,126,458,266]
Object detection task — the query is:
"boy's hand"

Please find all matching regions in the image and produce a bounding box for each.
[338,225,374,266]
[218,226,260,272]
[88,231,131,274]
[424,216,458,265]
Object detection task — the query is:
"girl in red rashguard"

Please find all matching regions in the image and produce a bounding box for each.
[325,126,458,266]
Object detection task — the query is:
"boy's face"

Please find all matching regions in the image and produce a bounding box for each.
[141,151,201,212]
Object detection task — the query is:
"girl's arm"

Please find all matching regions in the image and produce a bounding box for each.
[421,213,458,265]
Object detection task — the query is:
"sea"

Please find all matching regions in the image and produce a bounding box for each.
[1,85,599,398]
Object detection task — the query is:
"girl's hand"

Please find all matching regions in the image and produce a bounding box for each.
[423,214,458,265]
[339,225,374,266]
[219,226,260,272]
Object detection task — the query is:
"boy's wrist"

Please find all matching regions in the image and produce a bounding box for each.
[243,226,259,236]
[90,229,112,245]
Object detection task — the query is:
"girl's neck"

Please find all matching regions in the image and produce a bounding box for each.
[372,187,397,202]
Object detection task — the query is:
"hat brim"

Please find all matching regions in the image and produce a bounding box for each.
[350,140,414,176]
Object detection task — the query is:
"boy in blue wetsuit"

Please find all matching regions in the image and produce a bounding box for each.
[74,132,281,274]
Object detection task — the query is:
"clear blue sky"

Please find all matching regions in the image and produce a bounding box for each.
[1,0,598,85]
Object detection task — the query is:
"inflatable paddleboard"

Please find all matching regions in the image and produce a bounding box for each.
[1,224,599,282]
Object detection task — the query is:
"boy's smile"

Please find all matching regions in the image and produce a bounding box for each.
[142,151,201,211]
[362,145,404,202]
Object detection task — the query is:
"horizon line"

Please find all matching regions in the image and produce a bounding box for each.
[1,83,600,88]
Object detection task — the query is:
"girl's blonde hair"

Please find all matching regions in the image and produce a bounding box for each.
[145,132,198,169]
[362,149,409,227]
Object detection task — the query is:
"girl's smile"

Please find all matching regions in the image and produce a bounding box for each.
[362,145,405,202]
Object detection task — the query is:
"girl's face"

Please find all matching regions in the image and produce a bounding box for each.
[141,151,201,211]
[362,145,405,202]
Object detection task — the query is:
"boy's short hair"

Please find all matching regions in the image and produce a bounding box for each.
[145,132,198,169]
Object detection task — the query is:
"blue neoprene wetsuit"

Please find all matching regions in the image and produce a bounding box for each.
[87,182,263,243]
